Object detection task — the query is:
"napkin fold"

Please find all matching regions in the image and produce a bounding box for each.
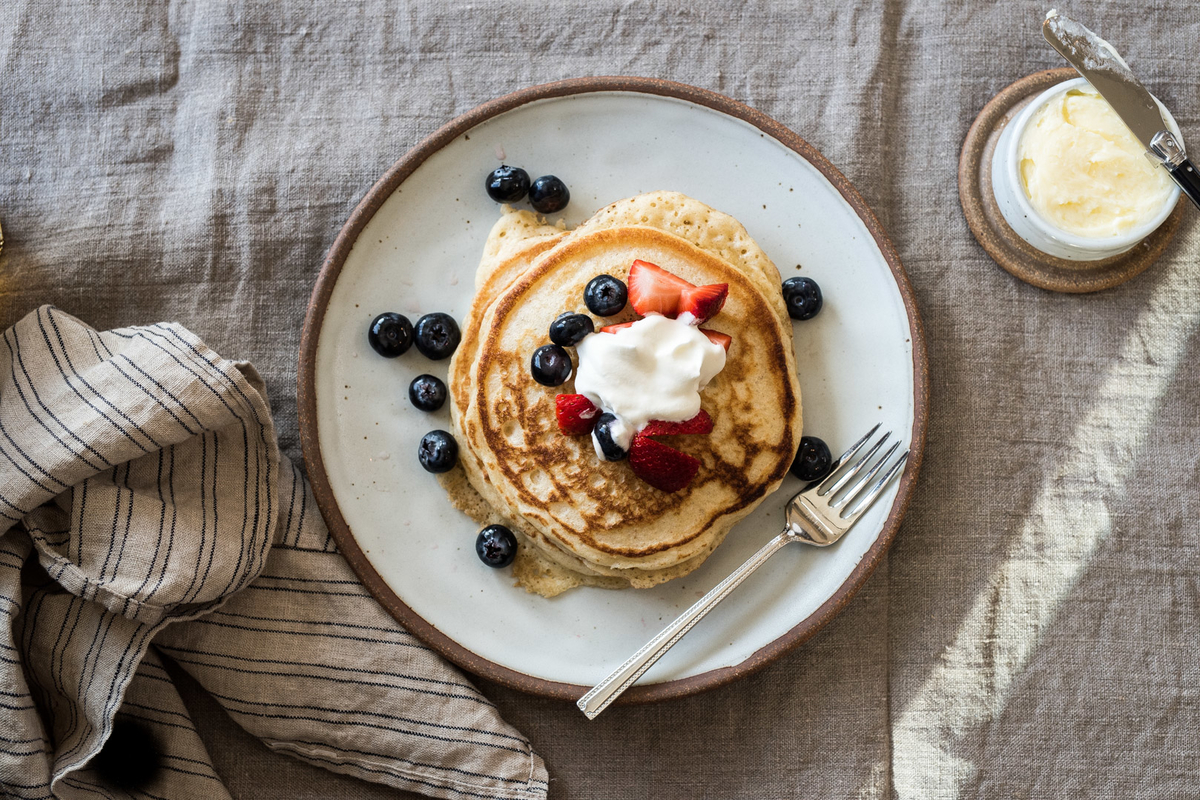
[0,306,548,800]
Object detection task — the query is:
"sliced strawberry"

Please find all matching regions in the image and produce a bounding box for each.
[627,260,693,318]
[555,393,599,435]
[629,434,701,493]
[679,283,728,322]
[598,321,636,334]
[641,409,714,437]
[699,328,732,352]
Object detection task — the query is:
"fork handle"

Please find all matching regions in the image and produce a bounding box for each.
[576,530,794,719]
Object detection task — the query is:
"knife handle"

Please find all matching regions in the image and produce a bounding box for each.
[1166,158,1200,212]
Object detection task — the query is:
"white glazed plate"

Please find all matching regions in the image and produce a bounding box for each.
[299,79,927,701]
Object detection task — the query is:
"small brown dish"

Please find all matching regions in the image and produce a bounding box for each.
[958,67,1185,294]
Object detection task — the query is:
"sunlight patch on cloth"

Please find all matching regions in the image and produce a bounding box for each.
[892,247,1200,797]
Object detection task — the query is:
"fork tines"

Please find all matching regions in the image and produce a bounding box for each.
[815,423,909,520]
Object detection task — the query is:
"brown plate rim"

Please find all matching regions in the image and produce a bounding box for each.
[298,76,930,704]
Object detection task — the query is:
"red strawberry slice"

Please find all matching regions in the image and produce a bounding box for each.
[641,409,714,437]
[629,434,701,493]
[627,260,693,318]
[699,328,732,351]
[555,394,599,435]
[598,320,636,334]
[679,283,728,322]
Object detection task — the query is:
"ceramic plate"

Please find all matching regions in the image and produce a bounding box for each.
[299,78,928,702]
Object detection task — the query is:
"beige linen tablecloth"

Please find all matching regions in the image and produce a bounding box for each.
[3,1,1198,797]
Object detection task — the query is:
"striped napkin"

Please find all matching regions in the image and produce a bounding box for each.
[0,306,548,800]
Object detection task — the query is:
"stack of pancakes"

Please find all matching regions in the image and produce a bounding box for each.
[443,192,803,596]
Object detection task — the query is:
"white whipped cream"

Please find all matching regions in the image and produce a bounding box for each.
[574,314,726,453]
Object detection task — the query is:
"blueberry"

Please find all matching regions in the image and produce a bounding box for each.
[409,374,447,412]
[485,165,531,203]
[414,313,461,360]
[593,413,628,461]
[584,274,628,317]
[529,175,570,213]
[782,276,823,321]
[476,524,518,567]
[530,344,572,386]
[418,430,458,473]
[790,436,833,482]
[548,313,594,347]
[368,312,414,358]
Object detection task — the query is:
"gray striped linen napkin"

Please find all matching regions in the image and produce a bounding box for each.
[0,306,549,800]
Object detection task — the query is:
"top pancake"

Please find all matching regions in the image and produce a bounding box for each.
[448,192,802,588]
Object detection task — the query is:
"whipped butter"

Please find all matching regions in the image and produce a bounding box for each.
[574,314,726,453]
[1018,86,1174,238]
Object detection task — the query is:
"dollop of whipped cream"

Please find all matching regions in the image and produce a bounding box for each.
[574,314,726,454]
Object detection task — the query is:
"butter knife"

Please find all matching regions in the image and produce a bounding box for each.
[1043,10,1200,210]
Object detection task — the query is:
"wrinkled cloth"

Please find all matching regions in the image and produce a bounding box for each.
[2,1,1200,799]
[0,307,547,800]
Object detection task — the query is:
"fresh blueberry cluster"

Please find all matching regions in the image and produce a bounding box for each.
[368,299,527,572]
[485,166,570,214]
[528,275,630,387]
[367,310,462,473]
[368,311,461,360]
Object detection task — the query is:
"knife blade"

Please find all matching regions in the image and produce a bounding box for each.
[1042,10,1200,210]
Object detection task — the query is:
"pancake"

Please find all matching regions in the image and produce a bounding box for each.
[444,192,802,596]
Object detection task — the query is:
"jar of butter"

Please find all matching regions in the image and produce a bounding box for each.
[991,77,1183,261]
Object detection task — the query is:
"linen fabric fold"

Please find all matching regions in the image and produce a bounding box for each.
[0,307,548,800]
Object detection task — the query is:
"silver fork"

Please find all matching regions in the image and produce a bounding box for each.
[577,423,909,719]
